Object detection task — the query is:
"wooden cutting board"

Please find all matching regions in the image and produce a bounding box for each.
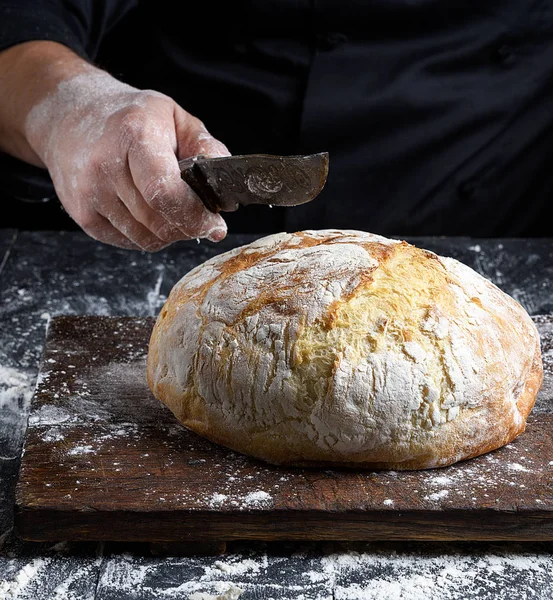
[15,315,553,544]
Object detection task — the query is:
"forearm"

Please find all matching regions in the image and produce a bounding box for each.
[0,40,96,167]
[0,38,228,250]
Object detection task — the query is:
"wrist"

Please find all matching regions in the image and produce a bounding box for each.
[0,41,95,166]
[25,71,135,167]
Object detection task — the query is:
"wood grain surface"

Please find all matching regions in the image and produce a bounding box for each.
[15,314,553,543]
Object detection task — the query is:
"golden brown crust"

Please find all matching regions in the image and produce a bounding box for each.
[153,341,542,471]
[147,230,543,470]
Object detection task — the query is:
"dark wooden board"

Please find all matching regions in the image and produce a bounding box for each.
[15,314,553,543]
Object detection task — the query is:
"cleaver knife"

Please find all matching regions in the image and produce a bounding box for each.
[179,152,329,213]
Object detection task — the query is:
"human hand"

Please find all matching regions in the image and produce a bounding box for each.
[24,68,229,251]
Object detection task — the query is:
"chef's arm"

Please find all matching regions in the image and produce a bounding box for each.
[0,0,229,249]
[0,0,140,160]
[0,0,129,165]
[0,0,229,251]
[0,41,87,166]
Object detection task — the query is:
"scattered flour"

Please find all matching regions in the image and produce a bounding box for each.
[67,445,94,456]
[41,428,65,443]
[0,366,34,410]
[210,558,264,577]
[188,585,243,600]
[425,490,450,502]
[0,558,50,599]
[507,462,530,472]
[208,493,228,508]
[96,556,248,599]
[87,543,553,600]
[240,491,272,509]
[305,545,553,600]
[206,491,273,510]
[28,405,71,426]
[426,476,453,487]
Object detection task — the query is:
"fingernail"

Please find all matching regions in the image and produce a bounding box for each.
[197,135,231,158]
[206,227,227,242]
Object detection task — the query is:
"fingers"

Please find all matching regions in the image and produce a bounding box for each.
[174,105,230,159]
[79,212,144,251]
[110,163,187,244]
[57,160,176,252]
[46,85,232,250]
[127,124,228,242]
[100,196,172,251]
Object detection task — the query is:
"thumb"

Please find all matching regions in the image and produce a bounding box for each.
[174,105,230,160]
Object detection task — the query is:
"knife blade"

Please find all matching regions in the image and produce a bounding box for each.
[179,152,329,213]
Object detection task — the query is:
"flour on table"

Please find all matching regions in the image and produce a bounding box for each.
[210,558,265,577]
[88,541,553,600]
[0,558,49,599]
[0,366,34,410]
[67,445,94,456]
[208,493,228,508]
[28,405,71,427]
[308,544,553,600]
[426,476,453,487]
[188,586,243,600]
[507,462,530,472]
[241,491,272,508]
[206,491,273,510]
[424,490,450,502]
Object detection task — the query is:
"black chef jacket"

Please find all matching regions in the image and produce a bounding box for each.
[1,0,553,237]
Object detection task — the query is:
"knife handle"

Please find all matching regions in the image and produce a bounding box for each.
[179,155,226,213]
[179,152,329,213]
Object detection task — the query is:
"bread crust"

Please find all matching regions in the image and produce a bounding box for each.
[147,230,543,470]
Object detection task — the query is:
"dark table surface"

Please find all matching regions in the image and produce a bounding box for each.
[1,229,553,600]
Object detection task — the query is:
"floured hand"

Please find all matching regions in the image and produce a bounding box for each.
[24,68,229,251]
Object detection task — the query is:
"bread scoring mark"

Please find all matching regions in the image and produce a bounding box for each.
[168,230,344,312]
[148,230,374,414]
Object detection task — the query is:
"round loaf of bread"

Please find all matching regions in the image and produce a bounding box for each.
[147,230,542,469]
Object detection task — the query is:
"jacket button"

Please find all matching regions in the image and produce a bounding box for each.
[317,32,348,51]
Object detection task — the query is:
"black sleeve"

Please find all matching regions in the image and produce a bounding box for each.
[0,0,138,60]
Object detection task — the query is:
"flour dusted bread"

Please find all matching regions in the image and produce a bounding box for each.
[147,230,542,469]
